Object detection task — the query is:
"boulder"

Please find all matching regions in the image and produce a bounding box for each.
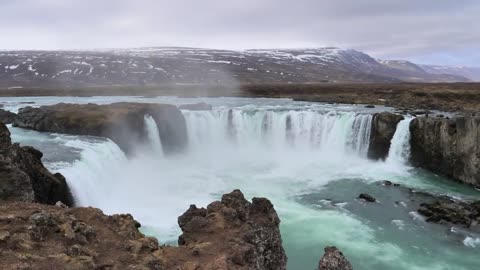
[318,246,353,270]
[358,193,376,203]
[0,122,72,206]
[13,102,188,154]
[410,115,480,187]
[368,112,404,160]
[0,109,16,124]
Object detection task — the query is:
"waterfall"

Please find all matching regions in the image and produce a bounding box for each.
[386,118,414,165]
[182,109,374,157]
[144,115,164,156]
[60,139,128,207]
[350,114,373,156]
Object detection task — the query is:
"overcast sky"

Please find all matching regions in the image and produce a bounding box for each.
[0,0,479,66]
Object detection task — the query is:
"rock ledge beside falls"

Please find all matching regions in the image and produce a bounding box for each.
[410,114,480,187]
[13,102,188,154]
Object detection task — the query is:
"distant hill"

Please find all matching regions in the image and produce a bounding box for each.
[419,65,480,81]
[0,47,473,88]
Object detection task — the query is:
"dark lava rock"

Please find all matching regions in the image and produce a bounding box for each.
[13,102,188,155]
[318,246,353,270]
[410,115,480,187]
[368,112,404,160]
[418,197,480,228]
[0,122,73,206]
[0,109,16,124]
[178,102,212,111]
[358,193,377,202]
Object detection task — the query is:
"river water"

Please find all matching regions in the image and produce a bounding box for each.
[2,96,479,270]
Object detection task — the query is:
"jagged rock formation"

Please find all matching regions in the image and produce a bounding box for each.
[0,109,16,124]
[163,189,287,269]
[368,112,404,160]
[410,115,480,187]
[0,123,72,206]
[13,102,188,154]
[0,190,288,270]
[318,246,353,270]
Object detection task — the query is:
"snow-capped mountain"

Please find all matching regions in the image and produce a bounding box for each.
[0,47,472,88]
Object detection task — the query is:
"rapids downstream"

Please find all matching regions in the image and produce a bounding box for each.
[3,96,480,270]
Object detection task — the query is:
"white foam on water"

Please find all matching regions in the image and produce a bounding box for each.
[463,237,480,248]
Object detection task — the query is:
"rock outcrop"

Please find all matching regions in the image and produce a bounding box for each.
[410,115,480,187]
[368,112,404,160]
[0,109,16,124]
[418,197,480,229]
[0,190,288,270]
[318,246,353,270]
[0,123,73,206]
[164,189,287,270]
[13,102,188,154]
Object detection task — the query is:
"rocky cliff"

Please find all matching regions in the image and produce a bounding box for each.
[0,190,290,270]
[410,115,480,187]
[0,123,73,206]
[368,112,404,160]
[0,109,16,124]
[13,102,188,155]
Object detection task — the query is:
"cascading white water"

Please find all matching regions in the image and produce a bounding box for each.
[183,109,374,157]
[143,115,164,156]
[59,139,128,207]
[386,118,414,165]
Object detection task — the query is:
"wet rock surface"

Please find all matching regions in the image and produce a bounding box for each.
[410,115,480,187]
[0,123,72,206]
[358,193,377,202]
[0,190,289,270]
[368,112,404,160]
[318,246,353,270]
[13,102,188,154]
[418,197,480,229]
[0,109,16,124]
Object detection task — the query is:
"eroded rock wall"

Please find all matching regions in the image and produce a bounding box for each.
[410,115,480,187]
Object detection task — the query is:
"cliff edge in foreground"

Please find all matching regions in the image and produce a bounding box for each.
[0,190,287,270]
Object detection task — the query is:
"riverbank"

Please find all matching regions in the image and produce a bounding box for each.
[1,82,480,112]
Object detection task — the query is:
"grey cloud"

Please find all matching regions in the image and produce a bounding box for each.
[0,0,478,65]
